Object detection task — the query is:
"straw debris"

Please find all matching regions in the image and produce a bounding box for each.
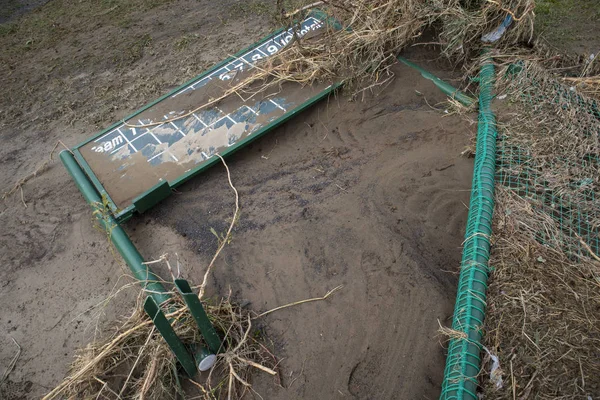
[124,0,536,130]
[480,61,600,398]
[43,291,276,400]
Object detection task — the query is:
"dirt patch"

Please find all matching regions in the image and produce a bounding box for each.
[536,0,600,56]
[0,1,474,398]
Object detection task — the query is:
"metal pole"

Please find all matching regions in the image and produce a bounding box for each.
[397,56,475,107]
[144,297,198,377]
[60,150,170,305]
[175,279,222,354]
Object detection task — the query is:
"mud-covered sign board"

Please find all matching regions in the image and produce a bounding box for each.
[72,13,337,222]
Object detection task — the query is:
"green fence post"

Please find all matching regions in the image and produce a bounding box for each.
[175,279,222,354]
[143,296,198,377]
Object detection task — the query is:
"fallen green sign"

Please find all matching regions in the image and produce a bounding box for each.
[69,12,338,223]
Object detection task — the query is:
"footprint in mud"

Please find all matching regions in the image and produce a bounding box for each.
[0,380,34,400]
[348,355,382,399]
[367,148,471,236]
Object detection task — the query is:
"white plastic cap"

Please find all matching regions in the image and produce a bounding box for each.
[198,354,217,371]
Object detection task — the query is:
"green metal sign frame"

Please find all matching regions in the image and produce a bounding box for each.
[69,11,340,223]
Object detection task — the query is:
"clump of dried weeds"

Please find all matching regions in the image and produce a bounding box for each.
[125,0,536,129]
[43,290,278,400]
[481,61,600,398]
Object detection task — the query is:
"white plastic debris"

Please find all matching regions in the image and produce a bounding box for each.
[482,15,513,43]
[198,354,217,371]
[483,346,503,389]
[497,94,507,100]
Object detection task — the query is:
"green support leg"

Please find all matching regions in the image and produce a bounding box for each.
[397,56,475,107]
[143,296,198,377]
[60,150,170,305]
[175,279,222,354]
[62,150,218,374]
[194,346,217,372]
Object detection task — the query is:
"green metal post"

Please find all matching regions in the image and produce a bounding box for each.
[60,150,170,305]
[397,56,475,107]
[143,296,198,377]
[175,279,222,354]
[440,54,496,399]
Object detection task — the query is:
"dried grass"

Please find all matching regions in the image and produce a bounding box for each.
[435,0,535,62]
[43,290,276,400]
[124,0,536,130]
[562,76,600,100]
[1,141,62,207]
[480,61,600,398]
[44,273,342,399]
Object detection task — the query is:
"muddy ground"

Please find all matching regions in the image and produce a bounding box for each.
[535,0,600,56]
[0,1,477,399]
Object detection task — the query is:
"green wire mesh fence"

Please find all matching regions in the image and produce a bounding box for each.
[496,63,600,258]
[440,57,600,398]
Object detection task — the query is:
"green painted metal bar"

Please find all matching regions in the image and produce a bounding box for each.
[60,150,170,305]
[397,56,475,106]
[175,279,222,354]
[143,296,198,377]
[439,54,496,399]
